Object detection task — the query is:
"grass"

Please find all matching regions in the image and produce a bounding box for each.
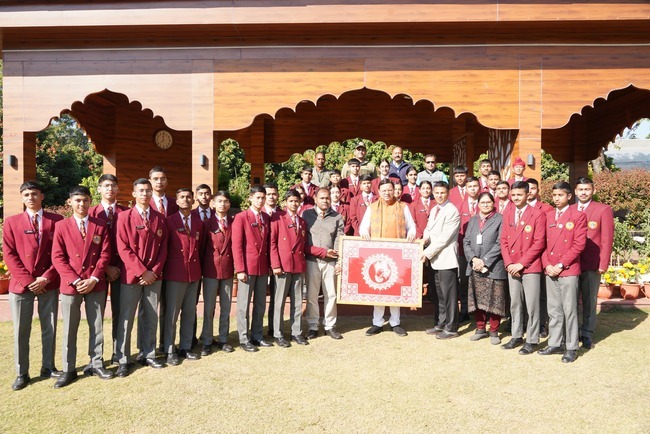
[1,308,649,433]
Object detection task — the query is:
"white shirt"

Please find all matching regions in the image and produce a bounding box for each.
[25,208,44,237]
[179,212,192,230]
[152,193,168,212]
[198,207,211,220]
[359,201,416,238]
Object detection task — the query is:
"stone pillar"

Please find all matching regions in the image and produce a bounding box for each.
[191,60,217,191]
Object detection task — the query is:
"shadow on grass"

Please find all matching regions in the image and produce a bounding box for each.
[595,306,649,343]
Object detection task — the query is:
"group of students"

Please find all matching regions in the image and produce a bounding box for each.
[3,151,614,391]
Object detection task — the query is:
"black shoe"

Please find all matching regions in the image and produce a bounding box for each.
[501,337,524,350]
[12,375,30,391]
[391,325,408,337]
[240,342,259,352]
[307,329,319,340]
[538,345,564,356]
[292,335,309,345]
[275,337,291,348]
[191,337,199,348]
[267,329,274,338]
[518,343,537,355]
[562,350,578,363]
[167,353,180,366]
[540,326,548,339]
[436,331,459,340]
[201,345,212,356]
[215,342,234,353]
[88,366,114,380]
[40,367,63,379]
[250,339,273,348]
[425,326,444,335]
[140,357,165,369]
[54,371,78,389]
[365,325,383,336]
[116,364,130,378]
[177,349,199,360]
[325,328,343,340]
[581,337,594,349]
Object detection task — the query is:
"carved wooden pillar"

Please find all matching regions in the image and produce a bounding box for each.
[249,117,266,185]
[192,60,217,191]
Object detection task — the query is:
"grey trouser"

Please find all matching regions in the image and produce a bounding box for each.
[508,273,541,344]
[306,259,338,331]
[236,274,268,344]
[201,277,233,345]
[273,272,303,338]
[9,289,58,375]
[107,279,121,356]
[546,275,580,350]
[61,291,106,372]
[164,280,199,353]
[117,281,161,364]
[579,270,600,339]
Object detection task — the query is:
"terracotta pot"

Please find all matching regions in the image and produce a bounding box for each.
[619,283,642,300]
[0,278,9,295]
[597,283,614,299]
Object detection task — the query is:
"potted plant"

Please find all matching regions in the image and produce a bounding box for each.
[0,255,10,295]
[637,257,650,298]
[619,262,642,300]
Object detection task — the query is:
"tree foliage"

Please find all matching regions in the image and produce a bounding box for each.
[36,115,103,206]
[593,169,650,228]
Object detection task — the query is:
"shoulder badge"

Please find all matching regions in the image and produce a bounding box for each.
[524,225,532,233]
[588,221,598,230]
[92,235,101,245]
[157,229,163,237]
[565,222,575,230]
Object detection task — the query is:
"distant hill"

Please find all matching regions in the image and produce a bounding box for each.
[605,139,650,170]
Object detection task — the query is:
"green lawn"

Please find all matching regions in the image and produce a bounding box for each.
[1,309,649,433]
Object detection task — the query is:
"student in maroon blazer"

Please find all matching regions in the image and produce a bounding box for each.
[201,191,236,355]
[291,166,319,204]
[500,181,547,354]
[540,182,587,363]
[371,159,391,196]
[270,189,313,348]
[409,180,435,240]
[191,183,214,222]
[344,158,362,199]
[114,178,168,377]
[52,186,112,388]
[329,185,353,235]
[232,185,273,352]
[162,188,204,366]
[88,174,128,364]
[448,165,469,210]
[3,181,63,391]
[329,170,350,204]
[147,166,178,353]
[402,167,421,203]
[495,180,513,215]
[348,174,377,236]
[573,177,615,349]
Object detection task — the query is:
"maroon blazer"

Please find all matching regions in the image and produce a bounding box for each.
[291,182,319,200]
[571,201,614,272]
[191,206,214,222]
[542,207,587,277]
[89,203,128,267]
[348,193,378,236]
[202,214,235,280]
[458,197,479,256]
[495,198,514,215]
[331,203,353,235]
[507,176,529,186]
[232,209,270,276]
[52,216,111,294]
[403,184,421,204]
[343,177,362,199]
[448,186,466,210]
[500,205,547,274]
[116,207,169,284]
[2,211,63,294]
[409,198,436,239]
[531,199,554,214]
[297,203,314,217]
[371,177,390,196]
[270,212,309,274]
[163,213,204,282]
[149,194,179,217]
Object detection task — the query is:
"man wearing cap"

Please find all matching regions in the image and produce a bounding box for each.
[507,157,529,186]
[341,142,376,179]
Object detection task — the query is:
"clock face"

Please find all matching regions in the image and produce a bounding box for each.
[154,129,173,150]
